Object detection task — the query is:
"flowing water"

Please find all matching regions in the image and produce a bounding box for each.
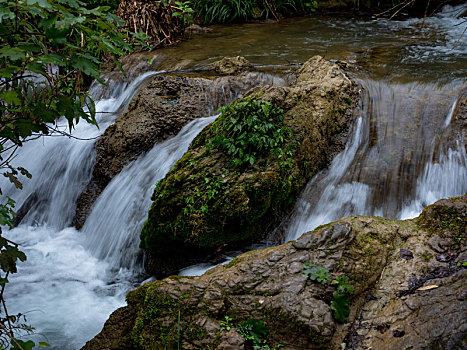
[1,4,466,349]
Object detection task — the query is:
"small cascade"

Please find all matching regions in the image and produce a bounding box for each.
[1,71,161,229]
[285,117,370,241]
[0,3,465,348]
[285,80,467,241]
[82,116,217,272]
[399,142,467,219]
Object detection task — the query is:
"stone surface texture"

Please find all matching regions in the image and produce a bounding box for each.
[82,194,467,350]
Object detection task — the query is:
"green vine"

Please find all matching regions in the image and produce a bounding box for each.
[303,263,355,323]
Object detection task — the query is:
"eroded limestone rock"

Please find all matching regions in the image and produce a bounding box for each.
[211,56,252,75]
[82,195,466,350]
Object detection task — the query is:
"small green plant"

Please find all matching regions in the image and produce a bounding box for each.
[219,316,234,332]
[182,172,227,217]
[303,263,355,323]
[330,276,355,323]
[171,1,195,25]
[236,318,269,348]
[303,262,329,285]
[209,98,290,169]
[218,317,281,349]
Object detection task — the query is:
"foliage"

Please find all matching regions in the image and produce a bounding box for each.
[0,0,146,192]
[330,275,354,323]
[0,197,14,228]
[303,263,355,323]
[303,262,329,285]
[193,0,255,23]
[219,316,234,332]
[192,0,307,24]
[237,318,269,346]
[182,171,227,217]
[217,316,283,349]
[85,0,120,10]
[171,1,194,25]
[208,98,290,168]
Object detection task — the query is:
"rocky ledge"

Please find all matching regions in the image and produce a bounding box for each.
[83,194,466,350]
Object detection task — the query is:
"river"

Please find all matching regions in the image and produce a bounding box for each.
[1,4,466,349]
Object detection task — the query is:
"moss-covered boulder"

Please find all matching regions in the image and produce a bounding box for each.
[73,70,284,229]
[140,56,358,277]
[82,194,467,350]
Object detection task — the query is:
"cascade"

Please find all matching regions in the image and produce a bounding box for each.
[285,80,466,240]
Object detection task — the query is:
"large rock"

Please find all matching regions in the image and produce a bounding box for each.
[140,56,359,277]
[82,194,467,350]
[73,71,285,229]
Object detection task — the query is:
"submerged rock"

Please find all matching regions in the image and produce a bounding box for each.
[140,56,359,276]
[82,195,467,350]
[73,71,284,229]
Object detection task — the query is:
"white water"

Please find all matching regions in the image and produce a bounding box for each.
[1,71,161,229]
[82,116,217,272]
[0,68,217,348]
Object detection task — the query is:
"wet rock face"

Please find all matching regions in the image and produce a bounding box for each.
[347,195,467,350]
[140,56,359,277]
[73,72,283,229]
[211,56,253,75]
[82,195,466,350]
[454,89,467,152]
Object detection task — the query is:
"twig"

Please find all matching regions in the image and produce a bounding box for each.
[451,24,467,50]
[0,321,24,350]
[1,297,13,334]
[45,125,100,140]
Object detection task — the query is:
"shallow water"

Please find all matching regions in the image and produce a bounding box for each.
[2,4,466,349]
[117,4,466,84]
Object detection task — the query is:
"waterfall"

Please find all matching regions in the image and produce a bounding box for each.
[285,80,467,241]
[1,71,161,229]
[82,116,217,272]
[0,3,465,348]
[3,115,218,349]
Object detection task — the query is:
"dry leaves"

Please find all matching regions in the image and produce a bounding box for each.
[117,0,185,47]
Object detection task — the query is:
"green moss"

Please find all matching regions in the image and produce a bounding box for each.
[180,291,192,300]
[131,284,180,348]
[224,257,240,268]
[417,196,467,246]
[139,97,299,257]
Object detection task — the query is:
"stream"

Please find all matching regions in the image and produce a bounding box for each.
[1,4,466,349]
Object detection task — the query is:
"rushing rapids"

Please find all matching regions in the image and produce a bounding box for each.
[0,4,465,348]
